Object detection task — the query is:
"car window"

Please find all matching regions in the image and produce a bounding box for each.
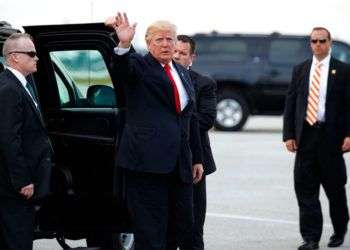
[332,42,350,64]
[54,71,70,106]
[0,56,4,73]
[195,38,248,62]
[49,50,116,108]
[269,39,307,65]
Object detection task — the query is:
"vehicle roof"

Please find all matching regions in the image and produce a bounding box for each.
[0,21,21,43]
[23,22,111,36]
[0,22,21,57]
[192,31,310,40]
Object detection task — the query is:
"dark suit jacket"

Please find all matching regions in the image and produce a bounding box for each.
[283,57,350,152]
[112,51,202,183]
[0,69,52,199]
[189,69,217,175]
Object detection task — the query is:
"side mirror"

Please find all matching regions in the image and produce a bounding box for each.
[86,85,116,107]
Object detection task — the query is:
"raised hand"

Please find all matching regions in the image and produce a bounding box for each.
[108,12,137,48]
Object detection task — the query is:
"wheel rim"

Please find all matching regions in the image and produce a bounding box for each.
[119,233,134,250]
[216,98,243,128]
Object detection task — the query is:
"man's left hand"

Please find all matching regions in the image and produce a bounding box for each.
[192,163,204,184]
[342,137,350,152]
[20,184,34,199]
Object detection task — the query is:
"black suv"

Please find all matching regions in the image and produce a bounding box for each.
[192,32,350,131]
[0,21,134,249]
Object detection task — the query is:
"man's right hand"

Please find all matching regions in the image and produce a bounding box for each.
[105,12,137,48]
[285,139,297,153]
[20,184,34,199]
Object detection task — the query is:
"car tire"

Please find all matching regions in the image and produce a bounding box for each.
[86,233,135,250]
[215,90,249,131]
[116,233,135,250]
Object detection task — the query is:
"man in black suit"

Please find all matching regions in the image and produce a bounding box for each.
[171,35,216,250]
[283,27,350,250]
[106,13,203,250]
[0,33,52,250]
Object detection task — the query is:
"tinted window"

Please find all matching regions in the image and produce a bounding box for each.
[332,42,350,64]
[0,56,4,73]
[54,72,70,106]
[49,50,116,108]
[196,38,248,62]
[269,39,307,65]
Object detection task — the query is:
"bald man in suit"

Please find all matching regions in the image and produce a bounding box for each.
[0,33,52,250]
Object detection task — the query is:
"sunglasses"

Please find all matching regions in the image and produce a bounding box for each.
[310,39,327,44]
[9,51,37,58]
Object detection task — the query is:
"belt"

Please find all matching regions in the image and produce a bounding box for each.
[306,121,325,129]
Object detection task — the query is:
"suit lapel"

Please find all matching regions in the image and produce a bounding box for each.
[326,57,336,101]
[172,62,194,110]
[174,63,191,96]
[300,60,312,104]
[144,53,176,111]
[189,69,199,99]
[143,54,194,114]
[6,70,46,129]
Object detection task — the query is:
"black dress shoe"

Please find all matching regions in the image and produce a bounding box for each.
[328,233,345,247]
[298,241,319,250]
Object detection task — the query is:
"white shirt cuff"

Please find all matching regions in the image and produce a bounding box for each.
[114,46,131,55]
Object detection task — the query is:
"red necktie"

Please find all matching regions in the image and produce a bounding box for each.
[164,64,181,113]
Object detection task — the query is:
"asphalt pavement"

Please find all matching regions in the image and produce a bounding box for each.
[34,116,350,250]
[204,116,350,250]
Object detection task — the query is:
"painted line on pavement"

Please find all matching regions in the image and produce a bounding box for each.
[207,212,332,228]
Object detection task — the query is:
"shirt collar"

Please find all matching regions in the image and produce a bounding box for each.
[312,53,331,67]
[6,66,27,87]
[161,61,175,70]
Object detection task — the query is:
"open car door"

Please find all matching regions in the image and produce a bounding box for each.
[24,23,132,248]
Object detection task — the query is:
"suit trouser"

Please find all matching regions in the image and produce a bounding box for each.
[191,176,207,250]
[0,197,35,250]
[125,169,193,250]
[168,176,207,250]
[294,123,349,242]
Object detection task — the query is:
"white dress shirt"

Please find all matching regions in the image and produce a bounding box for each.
[308,53,331,122]
[114,47,189,111]
[6,66,38,107]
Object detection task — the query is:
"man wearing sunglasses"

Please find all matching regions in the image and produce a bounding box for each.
[283,27,350,250]
[171,35,217,250]
[0,33,52,250]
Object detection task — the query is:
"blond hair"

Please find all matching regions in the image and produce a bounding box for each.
[145,20,177,45]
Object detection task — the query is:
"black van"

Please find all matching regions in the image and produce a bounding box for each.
[192,32,350,131]
[0,21,134,249]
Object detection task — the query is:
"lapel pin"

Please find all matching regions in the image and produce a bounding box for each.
[331,69,336,75]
